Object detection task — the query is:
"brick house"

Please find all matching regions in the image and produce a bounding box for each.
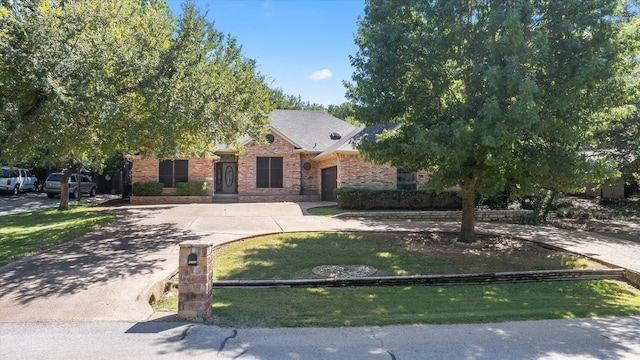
[130,110,424,202]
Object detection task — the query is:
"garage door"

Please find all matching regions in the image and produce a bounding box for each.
[321,166,337,202]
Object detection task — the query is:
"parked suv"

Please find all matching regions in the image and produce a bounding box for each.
[43,173,97,198]
[1,166,39,194]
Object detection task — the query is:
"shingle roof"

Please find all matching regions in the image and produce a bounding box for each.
[217,110,372,154]
[268,110,358,151]
[315,122,401,159]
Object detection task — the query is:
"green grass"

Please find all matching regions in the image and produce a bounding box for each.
[0,205,118,266]
[213,232,598,279]
[210,280,640,327]
[161,231,640,328]
[306,206,346,216]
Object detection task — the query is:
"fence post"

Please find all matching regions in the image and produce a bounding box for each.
[177,241,214,321]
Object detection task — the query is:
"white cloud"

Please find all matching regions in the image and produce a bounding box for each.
[262,0,273,17]
[306,69,333,81]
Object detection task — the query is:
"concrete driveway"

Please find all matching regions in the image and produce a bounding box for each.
[0,202,359,322]
[0,201,459,322]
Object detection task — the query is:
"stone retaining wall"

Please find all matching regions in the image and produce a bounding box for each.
[624,270,640,289]
[336,209,534,224]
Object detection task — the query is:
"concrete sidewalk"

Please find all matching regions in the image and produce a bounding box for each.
[0,202,639,323]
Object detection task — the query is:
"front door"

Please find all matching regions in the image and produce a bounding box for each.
[216,163,237,194]
[321,166,337,202]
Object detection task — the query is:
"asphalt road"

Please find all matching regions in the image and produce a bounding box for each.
[2,317,639,360]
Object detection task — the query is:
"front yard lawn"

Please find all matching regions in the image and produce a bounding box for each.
[154,231,640,327]
[212,232,605,280]
[210,281,640,327]
[0,205,118,267]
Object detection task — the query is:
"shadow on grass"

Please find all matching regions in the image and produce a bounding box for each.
[0,206,198,305]
[208,231,640,329]
[0,207,118,266]
[213,232,601,281]
[210,280,640,328]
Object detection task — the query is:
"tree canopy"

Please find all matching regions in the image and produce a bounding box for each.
[0,0,273,209]
[348,0,638,242]
[269,88,325,111]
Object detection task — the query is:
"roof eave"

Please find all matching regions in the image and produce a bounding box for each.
[312,149,360,162]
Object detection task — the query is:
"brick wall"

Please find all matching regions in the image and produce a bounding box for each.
[300,153,319,195]
[237,134,303,200]
[314,154,431,194]
[178,242,214,320]
[131,149,431,203]
[314,155,338,173]
[338,154,396,190]
[132,157,159,183]
[131,156,215,196]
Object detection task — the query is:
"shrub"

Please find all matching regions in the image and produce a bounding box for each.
[335,188,461,210]
[176,182,207,196]
[132,182,164,196]
[477,194,507,209]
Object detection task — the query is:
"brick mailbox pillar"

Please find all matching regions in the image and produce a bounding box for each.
[178,241,214,320]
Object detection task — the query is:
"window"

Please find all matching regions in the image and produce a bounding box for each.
[256,157,283,188]
[397,168,417,191]
[159,160,188,187]
[2,168,18,177]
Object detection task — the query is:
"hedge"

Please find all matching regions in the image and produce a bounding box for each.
[176,182,207,196]
[132,182,164,196]
[335,188,462,210]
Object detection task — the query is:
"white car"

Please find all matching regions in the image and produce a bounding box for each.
[0,166,39,195]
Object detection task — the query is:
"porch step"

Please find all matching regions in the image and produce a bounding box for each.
[213,194,239,203]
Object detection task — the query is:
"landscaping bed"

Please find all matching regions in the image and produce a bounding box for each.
[547,197,640,243]
[129,195,212,205]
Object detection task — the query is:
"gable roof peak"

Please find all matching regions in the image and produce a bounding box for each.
[268,109,357,152]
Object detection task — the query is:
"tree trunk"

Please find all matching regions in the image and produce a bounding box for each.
[57,164,80,211]
[540,190,558,223]
[458,192,477,243]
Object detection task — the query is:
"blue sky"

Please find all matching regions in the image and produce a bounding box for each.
[167,0,365,106]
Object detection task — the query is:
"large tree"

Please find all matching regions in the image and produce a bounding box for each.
[348,0,637,243]
[0,0,272,210]
[269,88,325,110]
[593,9,640,189]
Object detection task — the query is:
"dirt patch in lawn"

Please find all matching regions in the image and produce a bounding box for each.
[298,232,611,278]
[387,232,610,275]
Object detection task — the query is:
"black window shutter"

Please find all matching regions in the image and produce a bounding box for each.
[159,160,174,187]
[256,157,270,188]
[270,157,283,188]
[174,160,189,184]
